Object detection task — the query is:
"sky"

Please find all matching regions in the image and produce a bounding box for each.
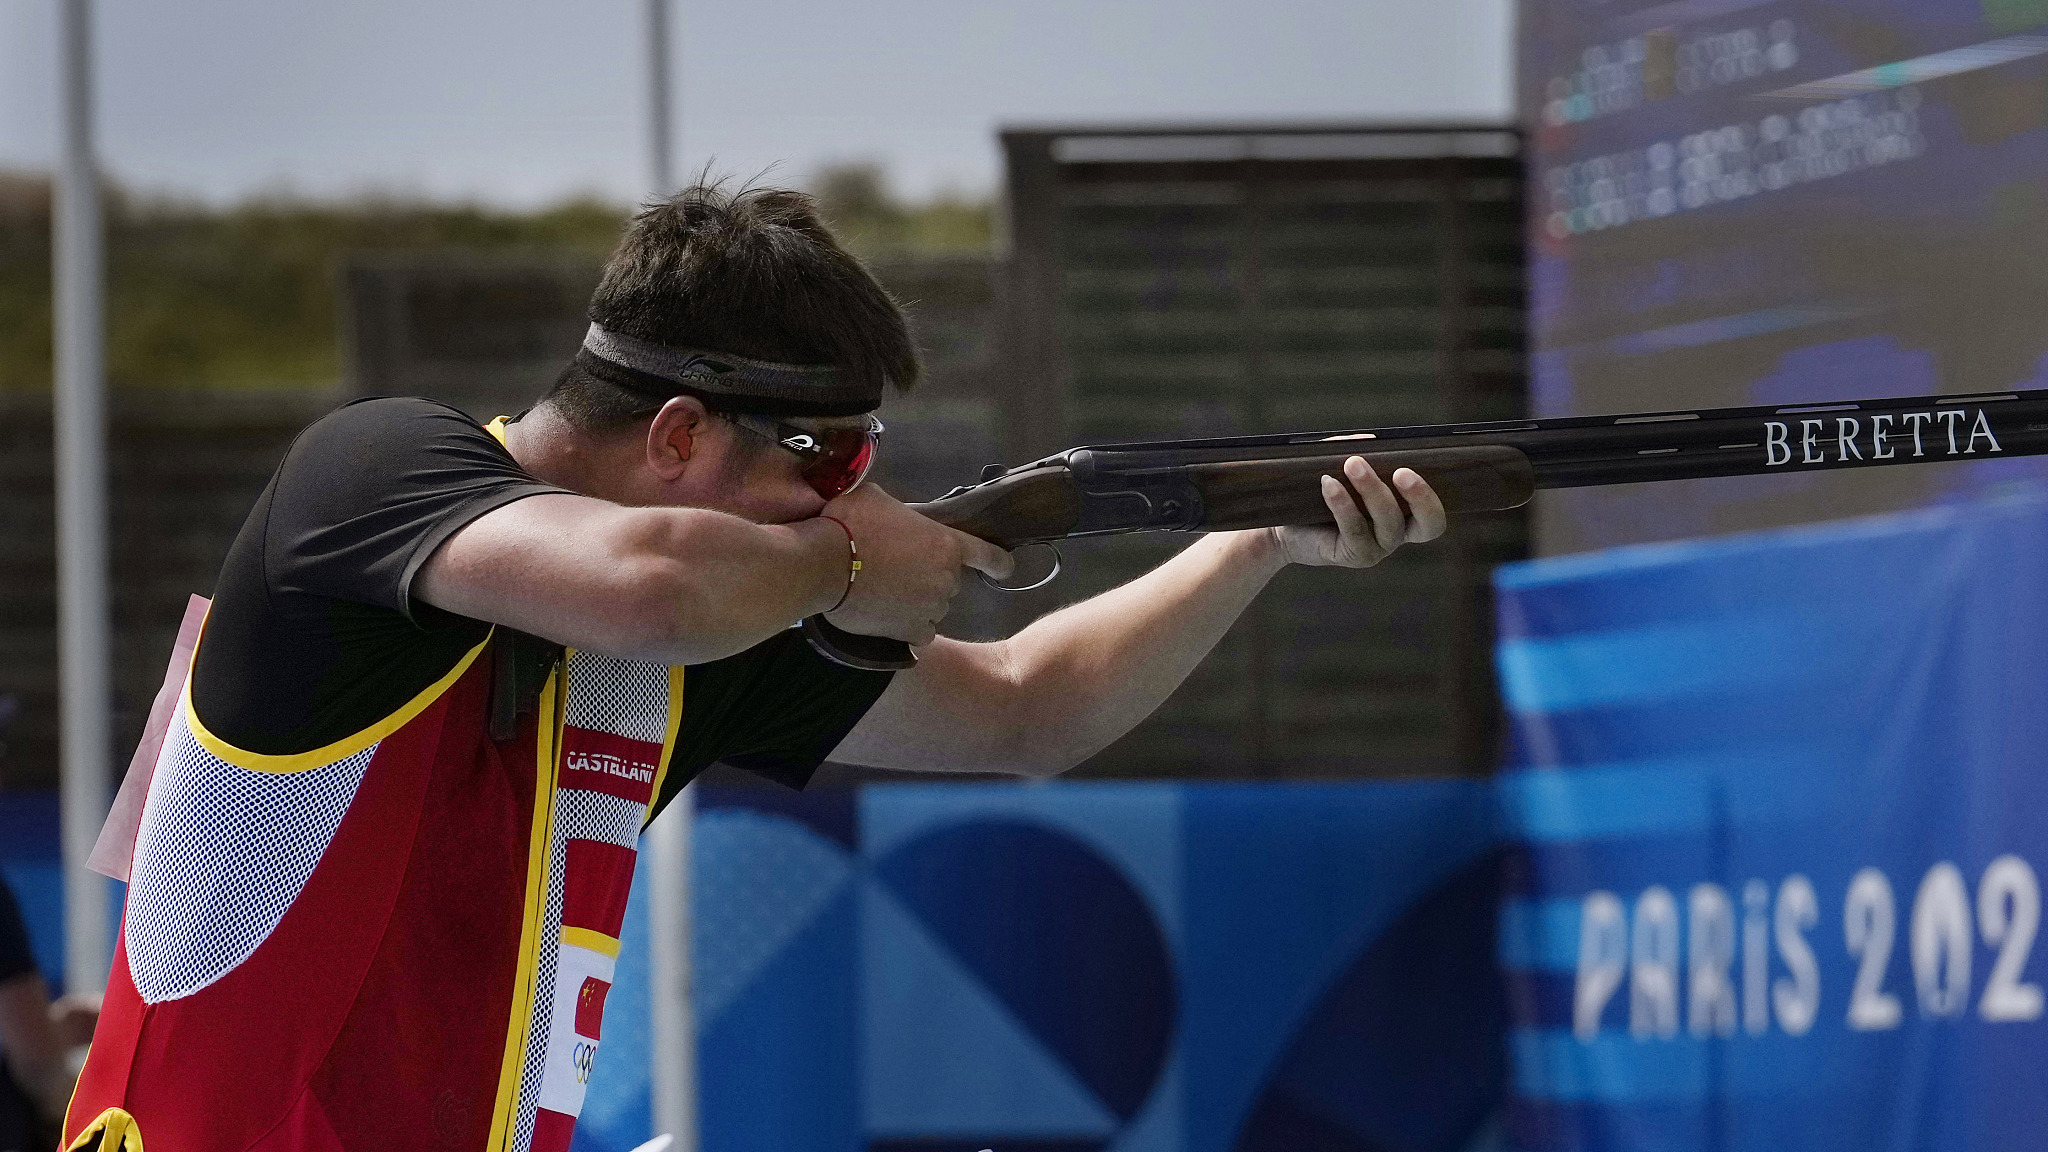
[0,0,1514,208]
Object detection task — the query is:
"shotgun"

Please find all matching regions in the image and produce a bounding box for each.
[806,387,2048,669]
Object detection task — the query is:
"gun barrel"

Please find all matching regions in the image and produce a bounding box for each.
[917,388,2048,550]
[1522,392,2048,489]
[1063,388,2048,490]
[817,388,2048,671]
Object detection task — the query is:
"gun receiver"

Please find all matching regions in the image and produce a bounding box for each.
[806,387,2048,669]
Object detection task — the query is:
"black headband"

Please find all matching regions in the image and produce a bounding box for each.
[579,323,881,415]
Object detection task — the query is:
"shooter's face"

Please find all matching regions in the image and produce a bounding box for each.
[675,415,832,526]
[621,398,882,527]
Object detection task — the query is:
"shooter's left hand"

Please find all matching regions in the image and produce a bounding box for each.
[1269,456,1446,568]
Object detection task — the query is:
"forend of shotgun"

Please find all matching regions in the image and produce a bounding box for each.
[799,443,1535,670]
[906,442,1537,549]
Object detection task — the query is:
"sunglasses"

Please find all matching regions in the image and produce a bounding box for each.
[724,412,884,499]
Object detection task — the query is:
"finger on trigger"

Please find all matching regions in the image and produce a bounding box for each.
[1343,456,1406,552]
[959,533,1016,581]
[1390,467,1447,542]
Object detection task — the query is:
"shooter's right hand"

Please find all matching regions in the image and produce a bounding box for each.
[817,484,1015,646]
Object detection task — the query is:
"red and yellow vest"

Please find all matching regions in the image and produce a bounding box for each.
[65,626,683,1152]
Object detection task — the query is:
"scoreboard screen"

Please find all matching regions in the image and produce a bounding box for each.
[1522,0,2048,552]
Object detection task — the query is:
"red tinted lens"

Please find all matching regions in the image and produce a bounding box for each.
[802,429,877,498]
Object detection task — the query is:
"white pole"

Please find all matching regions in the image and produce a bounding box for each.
[54,0,112,998]
[647,805,693,1150]
[643,3,695,1148]
[647,0,674,195]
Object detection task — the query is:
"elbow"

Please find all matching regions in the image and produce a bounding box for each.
[1012,672,1108,780]
[979,644,1092,779]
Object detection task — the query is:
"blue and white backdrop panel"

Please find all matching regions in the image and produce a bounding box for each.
[576,779,1507,1152]
[1495,489,2048,1152]
[5,779,1501,1152]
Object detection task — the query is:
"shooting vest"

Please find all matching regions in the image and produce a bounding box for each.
[65,626,683,1152]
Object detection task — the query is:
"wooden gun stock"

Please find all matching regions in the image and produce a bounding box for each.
[1185,445,1534,532]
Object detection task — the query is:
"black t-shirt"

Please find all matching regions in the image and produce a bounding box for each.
[189,397,894,811]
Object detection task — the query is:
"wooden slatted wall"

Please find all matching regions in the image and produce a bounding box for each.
[996,126,1530,778]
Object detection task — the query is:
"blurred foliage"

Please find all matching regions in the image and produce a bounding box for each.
[811,163,996,258]
[0,171,625,390]
[0,165,993,391]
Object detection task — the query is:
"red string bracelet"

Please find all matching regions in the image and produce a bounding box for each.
[819,515,860,613]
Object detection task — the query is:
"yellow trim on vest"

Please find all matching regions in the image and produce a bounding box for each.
[488,663,563,1151]
[182,630,493,774]
[489,411,687,832]
[561,926,622,959]
[644,665,687,828]
[67,1108,145,1152]
[61,1068,83,1143]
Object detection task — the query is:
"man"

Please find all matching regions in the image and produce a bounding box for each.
[66,184,1444,1152]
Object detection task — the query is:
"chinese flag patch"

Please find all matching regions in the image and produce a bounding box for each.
[575,976,611,1040]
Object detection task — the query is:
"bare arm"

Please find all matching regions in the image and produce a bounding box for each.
[415,494,851,664]
[833,459,1447,775]
[832,529,1288,773]
[415,484,1012,666]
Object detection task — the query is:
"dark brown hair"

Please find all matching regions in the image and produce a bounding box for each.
[545,181,920,430]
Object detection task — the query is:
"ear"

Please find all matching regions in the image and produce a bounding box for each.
[645,395,713,482]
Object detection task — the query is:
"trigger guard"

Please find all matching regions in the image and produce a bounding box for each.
[978,542,1063,593]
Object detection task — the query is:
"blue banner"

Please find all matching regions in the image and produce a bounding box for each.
[1496,490,2048,1151]
[0,794,63,991]
[6,778,1505,1152]
[580,780,1507,1152]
